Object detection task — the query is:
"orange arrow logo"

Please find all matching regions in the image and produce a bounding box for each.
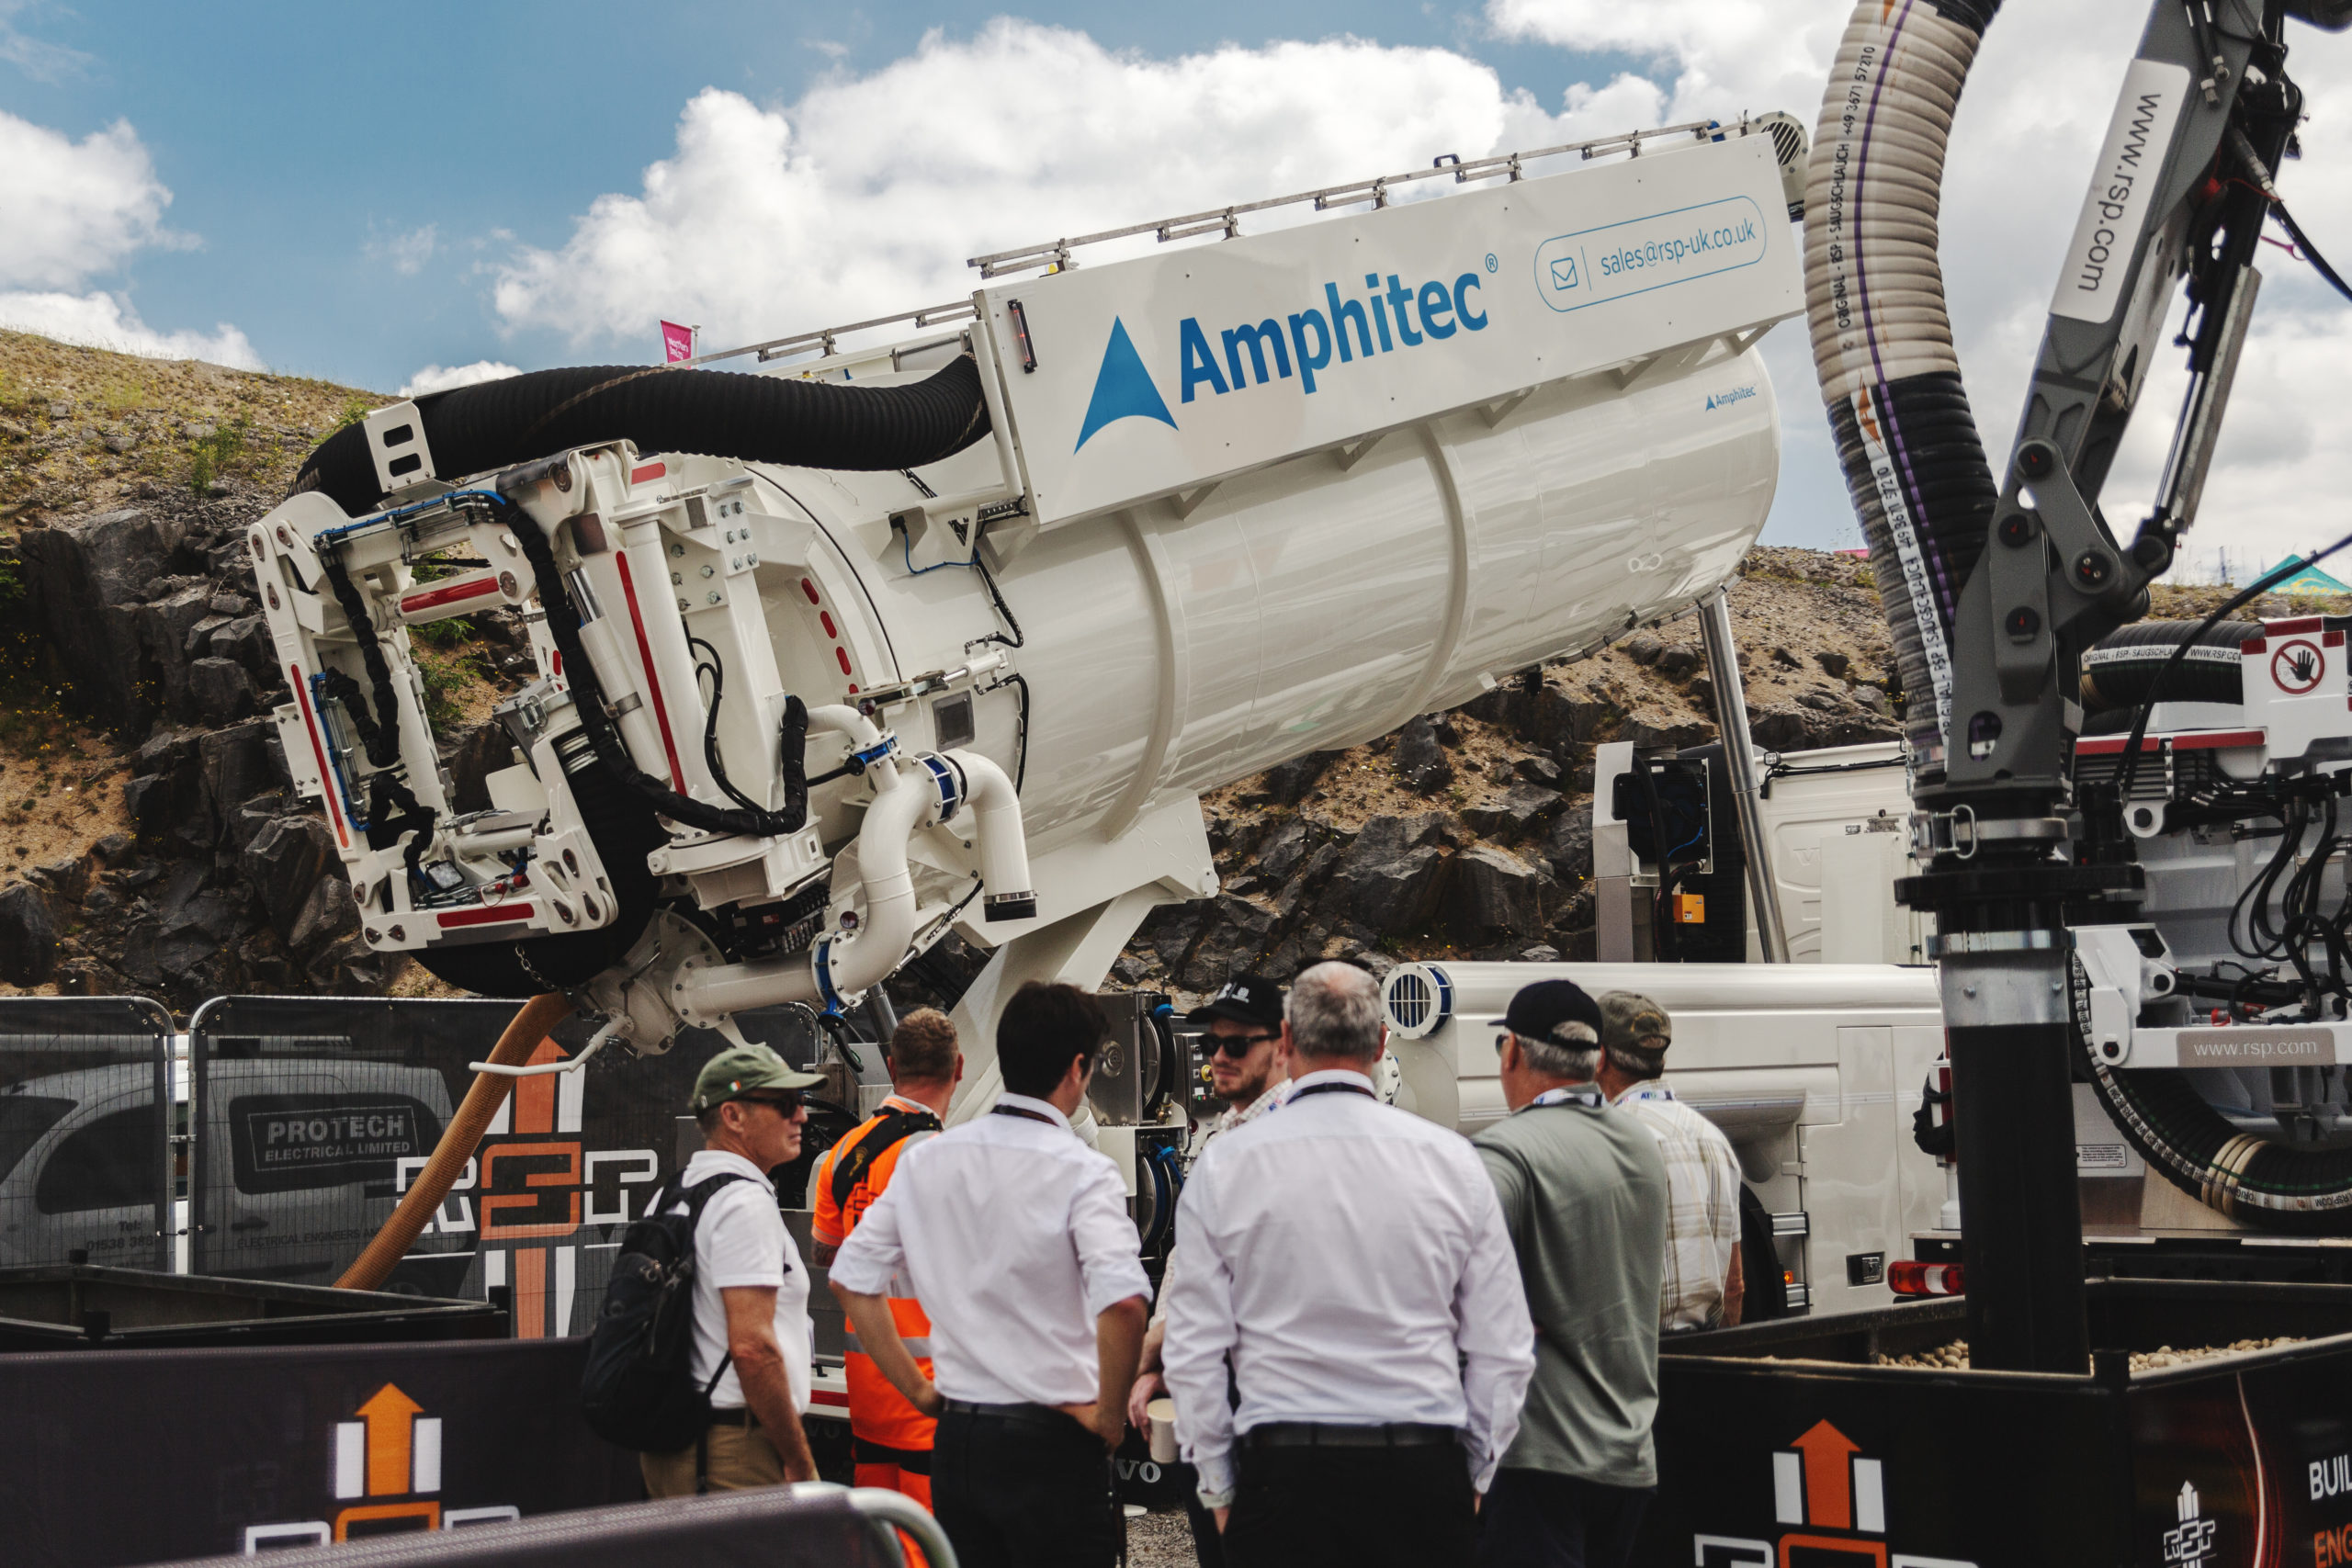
[356,1383,423,1497]
[1792,1419,1861,1529]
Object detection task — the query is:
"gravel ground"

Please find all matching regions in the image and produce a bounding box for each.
[1126,1507,1201,1567]
[1871,1337,2301,1372]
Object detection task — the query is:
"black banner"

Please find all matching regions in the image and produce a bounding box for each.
[0,1337,640,1566]
[171,1487,911,1568]
[0,997,172,1272]
[188,998,867,1337]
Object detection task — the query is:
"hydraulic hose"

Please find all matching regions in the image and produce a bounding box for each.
[295,355,994,514]
[338,992,571,1291]
[1804,0,2003,775]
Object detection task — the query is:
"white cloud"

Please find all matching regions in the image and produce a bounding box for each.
[0,104,265,367]
[376,222,438,276]
[400,359,520,397]
[1490,0,2352,568]
[0,1,92,84]
[0,109,184,291]
[494,22,1574,350]
[0,288,260,368]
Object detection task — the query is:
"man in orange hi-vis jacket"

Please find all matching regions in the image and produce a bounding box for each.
[812,1008,962,1506]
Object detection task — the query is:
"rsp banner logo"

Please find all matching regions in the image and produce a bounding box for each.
[241,1382,519,1550]
[1694,1419,1978,1567]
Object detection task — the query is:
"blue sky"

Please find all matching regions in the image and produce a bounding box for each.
[0,2,1632,389]
[5,1,2350,563]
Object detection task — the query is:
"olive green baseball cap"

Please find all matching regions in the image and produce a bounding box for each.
[689,1043,824,1112]
[1599,991,1672,1052]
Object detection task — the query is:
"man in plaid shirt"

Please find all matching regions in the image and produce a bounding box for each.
[1595,992,1745,1331]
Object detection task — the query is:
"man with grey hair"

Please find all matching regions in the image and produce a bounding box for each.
[1162,961,1534,1568]
[1598,990,1744,1333]
[1472,979,1668,1568]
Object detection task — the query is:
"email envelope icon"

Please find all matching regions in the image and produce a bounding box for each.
[1549,257,1579,290]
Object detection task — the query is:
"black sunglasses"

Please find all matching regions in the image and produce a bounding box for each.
[736,1090,806,1115]
[1208,1032,1277,1058]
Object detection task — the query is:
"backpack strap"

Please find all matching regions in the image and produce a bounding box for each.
[828,1105,944,1211]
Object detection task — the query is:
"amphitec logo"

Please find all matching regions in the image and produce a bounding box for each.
[1072,265,1493,451]
[1705,384,1758,412]
[239,1382,521,1551]
[1693,1418,1979,1567]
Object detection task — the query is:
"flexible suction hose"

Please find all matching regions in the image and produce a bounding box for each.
[1804,0,2003,773]
[338,993,572,1292]
[295,355,994,514]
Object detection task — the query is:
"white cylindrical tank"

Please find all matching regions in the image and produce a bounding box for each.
[714,337,1778,858]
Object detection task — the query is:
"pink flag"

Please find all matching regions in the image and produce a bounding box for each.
[661,321,695,363]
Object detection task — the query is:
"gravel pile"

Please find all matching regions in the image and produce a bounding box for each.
[1871,1337,2302,1373]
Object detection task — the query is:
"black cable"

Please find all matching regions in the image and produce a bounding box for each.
[486,490,811,840]
[2115,525,2352,803]
[2277,201,2352,305]
[685,633,776,818]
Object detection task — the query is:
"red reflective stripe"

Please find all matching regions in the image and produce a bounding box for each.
[2075,729,2265,756]
[2243,637,2267,655]
[399,575,500,615]
[437,903,535,929]
[612,554,687,789]
[631,462,666,484]
[289,663,349,850]
[837,646,853,675]
[820,611,837,638]
[811,1390,850,1408]
[2270,616,2324,635]
[801,577,821,604]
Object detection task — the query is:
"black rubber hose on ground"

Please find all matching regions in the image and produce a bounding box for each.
[294,355,994,514]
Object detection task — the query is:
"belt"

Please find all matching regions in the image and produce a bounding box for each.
[1243,1422,1459,1450]
[707,1406,761,1430]
[940,1399,1080,1435]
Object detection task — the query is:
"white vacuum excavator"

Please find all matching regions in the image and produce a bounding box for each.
[252,116,1810,1131]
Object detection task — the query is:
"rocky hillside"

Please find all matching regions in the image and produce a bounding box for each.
[0,331,2335,1015]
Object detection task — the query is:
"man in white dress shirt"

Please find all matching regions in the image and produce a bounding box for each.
[1162,962,1536,1568]
[831,981,1151,1568]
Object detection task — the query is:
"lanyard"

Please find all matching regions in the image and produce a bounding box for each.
[1288,1080,1376,1103]
[1531,1085,1606,1111]
[990,1103,1061,1127]
[1621,1085,1677,1105]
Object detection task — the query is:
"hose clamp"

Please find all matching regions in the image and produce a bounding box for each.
[845,732,900,775]
[811,936,846,1013]
[921,753,966,823]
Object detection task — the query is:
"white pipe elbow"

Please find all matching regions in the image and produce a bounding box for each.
[939,749,1035,923]
[806,703,899,789]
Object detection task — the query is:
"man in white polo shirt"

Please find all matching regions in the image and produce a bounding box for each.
[831,981,1151,1568]
[639,1043,825,1497]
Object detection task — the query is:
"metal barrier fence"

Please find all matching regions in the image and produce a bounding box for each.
[171,1485,952,1568]
[0,997,173,1272]
[183,997,866,1335]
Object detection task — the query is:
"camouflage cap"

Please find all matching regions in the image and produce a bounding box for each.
[689,1043,824,1112]
[1599,991,1672,1053]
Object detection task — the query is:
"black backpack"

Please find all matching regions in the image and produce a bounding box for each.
[580,1171,750,1452]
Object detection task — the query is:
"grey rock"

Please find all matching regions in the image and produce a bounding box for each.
[30,853,94,905]
[1855,684,1892,714]
[1816,649,1852,678]
[446,723,514,814]
[1246,751,1336,808]
[209,592,254,616]
[1540,814,1595,884]
[241,815,338,937]
[1623,634,1664,666]
[102,432,135,455]
[91,833,133,867]
[208,615,274,677]
[1516,944,1564,964]
[1796,688,1841,713]
[182,613,232,655]
[187,657,258,724]
[288,874,359,956]
[1430,714,1461,747]
[1444,845,1554,945]
[139,583,222,718]
[48,401,70,420]
[1513,755,1563,787]
[1256,820,1311,883]
[199,719,280,820]
[1394,716,1453,794]
[1461,784,1566,841]
[0,883,59,984]
[17,508,186,728]
[1656,644,1702,678]
[1334,841,1451,933]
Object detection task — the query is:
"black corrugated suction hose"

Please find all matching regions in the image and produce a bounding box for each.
[294,355,993,513]
[2079,619,2256,717]
[2075,959,2352,1234]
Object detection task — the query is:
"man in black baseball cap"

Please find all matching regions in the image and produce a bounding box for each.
[1131,973,1289,1567]
[1471,977,1668,1568]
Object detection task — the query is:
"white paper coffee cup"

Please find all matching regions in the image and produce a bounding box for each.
[1148,1397,1179,1464]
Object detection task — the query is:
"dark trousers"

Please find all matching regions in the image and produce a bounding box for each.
[1177,1465,1226,1568]
[933,1405,1120,1568]
[1475,1468,1653,1568]
[1224,1442,1475,1568]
